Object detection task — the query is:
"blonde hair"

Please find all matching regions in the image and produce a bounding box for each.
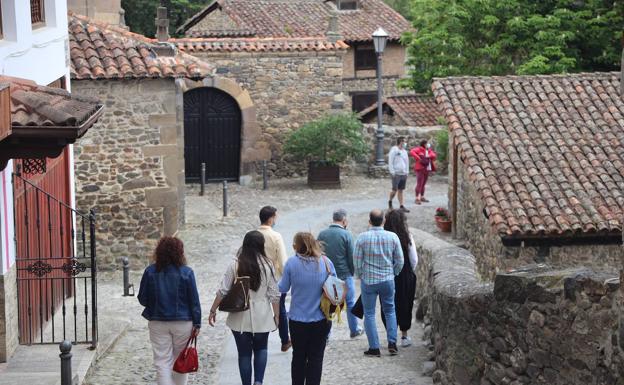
[293,232,322,258]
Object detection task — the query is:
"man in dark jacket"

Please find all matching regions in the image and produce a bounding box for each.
[317,209,363,338]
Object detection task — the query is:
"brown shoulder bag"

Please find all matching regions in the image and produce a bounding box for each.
[218,264,250,312]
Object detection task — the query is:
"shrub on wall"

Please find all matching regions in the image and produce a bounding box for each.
[435,129,449,163]
[284,113,368,166]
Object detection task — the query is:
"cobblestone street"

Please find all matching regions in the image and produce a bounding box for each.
[85,176,445,385]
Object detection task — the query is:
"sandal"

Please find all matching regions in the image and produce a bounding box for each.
[421,198,430,203]
[415,199,422,205]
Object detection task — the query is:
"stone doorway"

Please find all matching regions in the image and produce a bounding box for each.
[183,87,242,182]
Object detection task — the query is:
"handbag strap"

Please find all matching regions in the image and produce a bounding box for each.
[322,256,331,276]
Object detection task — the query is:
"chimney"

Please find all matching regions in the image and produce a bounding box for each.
[155,5,170,42]
[326,12,342,43]
[152,4,176,56]
[119,8,126,27]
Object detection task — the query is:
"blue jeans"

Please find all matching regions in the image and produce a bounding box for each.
[279,293,289,344]
[344,276,360,334]
[231,331,269,385]
[361,280,397,349]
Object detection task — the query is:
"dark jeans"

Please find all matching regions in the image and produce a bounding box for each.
[231,331,269,385]
[279,293,290,344]
[289,319,331,385]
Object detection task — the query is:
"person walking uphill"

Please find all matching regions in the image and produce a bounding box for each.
[388,137,410,212]
[279,232,335,385]
[138,237,201,385]
[410,139,437,205]
[208,231,280,385]
[317,209,362,338]
[257,206,290,352]
[380,210,419,347]
[354,209,404,357]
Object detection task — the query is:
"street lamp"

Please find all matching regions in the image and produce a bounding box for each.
[372,27,388,166]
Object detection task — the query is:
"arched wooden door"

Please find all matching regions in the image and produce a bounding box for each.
[183,87,241,182]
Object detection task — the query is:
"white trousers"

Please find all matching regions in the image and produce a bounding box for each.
[148,320,193,385]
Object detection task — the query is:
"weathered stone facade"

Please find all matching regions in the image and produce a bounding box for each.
[0,265,17,362]
[449,139,624,280]
[413,228,624,385]
[192,50,348,177]
[72,79,185,268]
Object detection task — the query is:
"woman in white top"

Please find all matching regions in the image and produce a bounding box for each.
[380,209,419,347]
[208,230,280,385]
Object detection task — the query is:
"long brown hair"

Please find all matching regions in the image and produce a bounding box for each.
[154,236,187,272]
[293,232,322,257]
[384,210,411,269]
[237,230,275,291]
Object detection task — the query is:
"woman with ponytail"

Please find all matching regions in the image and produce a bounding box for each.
[208,230,280,385]
[279,232,336,385]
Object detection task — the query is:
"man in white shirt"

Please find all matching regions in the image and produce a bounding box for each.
[388,137,410,212]
[257,206,291,351]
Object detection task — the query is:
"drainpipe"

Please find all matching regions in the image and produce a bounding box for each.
[451,136,458,237]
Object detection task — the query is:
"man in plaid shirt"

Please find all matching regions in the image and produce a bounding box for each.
[354,209,404,357]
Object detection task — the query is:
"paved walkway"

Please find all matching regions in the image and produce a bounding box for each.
[84,175,445,385]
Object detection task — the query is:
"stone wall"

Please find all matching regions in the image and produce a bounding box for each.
[449,140,624,280]
[0,265,18,362]
[73,79,185,268]
[412,228,624,385]
[343,75,401,101]
[193,50,347,177]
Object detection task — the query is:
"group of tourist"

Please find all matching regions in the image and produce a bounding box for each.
[388,136,437,211]
[137,204,419,385]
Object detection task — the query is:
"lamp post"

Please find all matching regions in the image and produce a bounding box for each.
[373,27,389,166]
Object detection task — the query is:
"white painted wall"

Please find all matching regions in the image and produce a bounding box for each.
[0,0,71,275]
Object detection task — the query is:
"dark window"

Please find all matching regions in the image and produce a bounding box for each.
[338,0,358,10]
[354,45,377,71]
[351,92,377,113]
[31,0,45,26]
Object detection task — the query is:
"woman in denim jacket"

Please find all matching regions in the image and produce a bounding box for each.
[138,236,201,385]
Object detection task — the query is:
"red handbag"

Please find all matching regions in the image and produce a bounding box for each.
[173,335,198,374]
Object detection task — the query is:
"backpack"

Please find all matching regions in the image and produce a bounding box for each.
[319,256,347,322]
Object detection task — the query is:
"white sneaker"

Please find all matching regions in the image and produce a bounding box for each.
[400,336,412,347]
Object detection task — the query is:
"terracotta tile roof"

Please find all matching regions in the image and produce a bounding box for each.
[360,95,442,126]
[1,76,103,129]
[432,72,624,239]
[175,37,349,53]
[178,0,411,42]
[186,29,256,38]
[69,14,211,80]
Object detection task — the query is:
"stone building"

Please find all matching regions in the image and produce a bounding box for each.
[69,14,215,267]
[68,0,124,25]
[433,72,624,280]
[175,0,412,112]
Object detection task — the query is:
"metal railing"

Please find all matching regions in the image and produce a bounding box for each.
[12,171,98,348]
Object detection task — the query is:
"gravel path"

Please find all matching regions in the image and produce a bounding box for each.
[85,175,446,385]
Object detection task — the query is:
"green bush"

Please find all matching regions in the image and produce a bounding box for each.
[435,129,449,163]
[283,113,368,166]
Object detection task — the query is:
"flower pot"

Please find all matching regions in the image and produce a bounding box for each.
[436,219,452,233]
[307,162,341,189]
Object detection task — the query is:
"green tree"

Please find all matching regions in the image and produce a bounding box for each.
[122,0,205,37]
[384,0,412,18]
[401,0,624,92]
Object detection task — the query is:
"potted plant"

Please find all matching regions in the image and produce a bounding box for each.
[284,113,368,188]
[434,207,452,232]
